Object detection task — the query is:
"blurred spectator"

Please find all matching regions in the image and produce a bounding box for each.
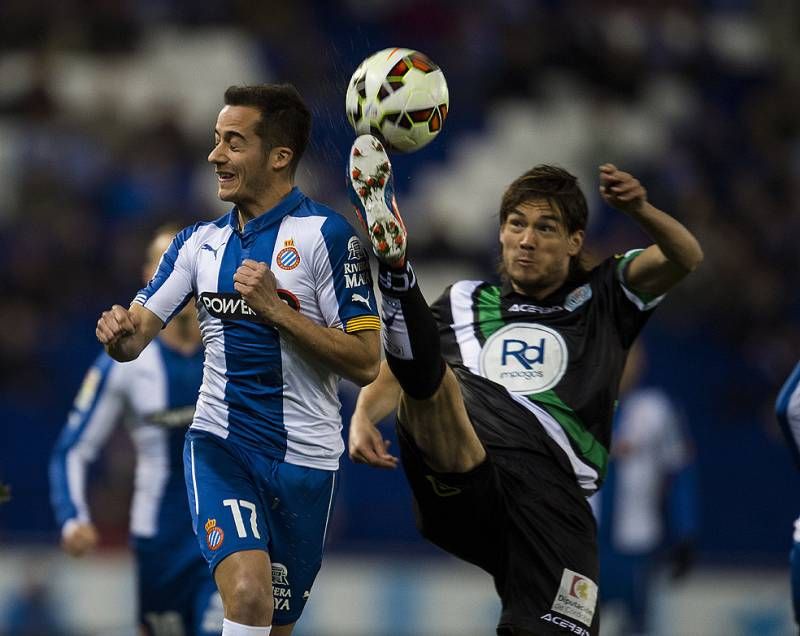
[592,342,699,636]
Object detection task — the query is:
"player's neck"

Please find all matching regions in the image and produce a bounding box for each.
[236,181,294,230]
[511,277,564,301]
[159,314,202,355]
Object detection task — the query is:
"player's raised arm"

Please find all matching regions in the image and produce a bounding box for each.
[96,302,162,362]
[599,163,703,296]
[349,361,401,469]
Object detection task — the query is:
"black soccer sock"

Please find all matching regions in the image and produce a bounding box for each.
[378,260,446,400]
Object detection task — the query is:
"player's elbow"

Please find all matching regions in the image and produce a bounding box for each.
[351,359,381,387]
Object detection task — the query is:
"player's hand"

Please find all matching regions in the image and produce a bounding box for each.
[349,416,399,469]
[599,164,647,215]
[61,521,99,557]
[233,260,285,324]
[96,305,139,345]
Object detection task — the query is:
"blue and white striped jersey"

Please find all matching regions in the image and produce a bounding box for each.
[134,188,379,470]
[777,361,800,469]
[50,340,204,539]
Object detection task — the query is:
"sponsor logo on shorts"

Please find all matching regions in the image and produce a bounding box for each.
[550,568,597,627]
[272,563,292,612]
[205,518,224,551]
[276,244,300,270]
[425,475,462,497]
[539,612,590,635]
[479,323,568,394]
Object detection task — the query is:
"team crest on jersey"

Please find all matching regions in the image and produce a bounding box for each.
[564,284,592,312]
[479,323,568,394]
[277,239,300,270]
[205,518,224,551]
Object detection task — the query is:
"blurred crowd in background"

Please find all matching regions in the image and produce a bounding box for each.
[1,0,799,575]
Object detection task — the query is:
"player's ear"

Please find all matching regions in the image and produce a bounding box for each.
[567,229,585,256]
[271,146,294,171]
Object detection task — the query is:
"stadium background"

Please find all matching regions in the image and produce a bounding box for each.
[0,1,798,634]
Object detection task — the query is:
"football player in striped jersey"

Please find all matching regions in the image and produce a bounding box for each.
[347,134,702,636]
[96,85,381,636]
[51,224,221,636]
[776,362,800,633]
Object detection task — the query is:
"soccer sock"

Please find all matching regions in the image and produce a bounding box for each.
[221,618,271,635]
[378,260,446,400]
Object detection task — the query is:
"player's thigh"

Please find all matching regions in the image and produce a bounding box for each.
[183,431,270,573]
[264,462,338,626]
[397,365,485,473]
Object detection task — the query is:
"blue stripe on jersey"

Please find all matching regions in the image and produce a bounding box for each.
[319,212,376,324]
[152,340,205,537]
[216,222,287,454]
[49,352,115,526]
[777,361,800,468]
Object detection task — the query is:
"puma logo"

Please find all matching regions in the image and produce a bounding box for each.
[351,291,371,309]
[201,242,225,259]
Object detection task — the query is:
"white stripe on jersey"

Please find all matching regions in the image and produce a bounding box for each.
[449,280,599,492]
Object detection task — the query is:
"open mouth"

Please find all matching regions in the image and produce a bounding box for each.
[216,171,236,184]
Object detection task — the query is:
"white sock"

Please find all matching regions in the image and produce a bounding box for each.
[221,618,271,635]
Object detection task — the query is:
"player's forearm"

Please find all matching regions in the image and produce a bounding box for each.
[630,202,703,272]
[354,361,401,425]
[272,305,380,385]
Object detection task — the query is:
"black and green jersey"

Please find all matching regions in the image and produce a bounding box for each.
[430,250,662,494]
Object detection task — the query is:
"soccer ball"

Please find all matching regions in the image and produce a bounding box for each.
[346,48,449,153]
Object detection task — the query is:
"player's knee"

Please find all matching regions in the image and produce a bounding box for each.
[221,574,273,624]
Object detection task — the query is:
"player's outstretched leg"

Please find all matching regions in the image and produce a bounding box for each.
[348,134,407,267]
[348,134,442,400]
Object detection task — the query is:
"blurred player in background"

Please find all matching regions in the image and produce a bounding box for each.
[50,224,221,636]
[592,342,698,636]
[348,134,703,636]
[96,84,381,636]
[776,361,800,634]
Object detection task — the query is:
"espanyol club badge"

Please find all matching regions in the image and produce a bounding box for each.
[205,518,224,551]
[277,239,300,270]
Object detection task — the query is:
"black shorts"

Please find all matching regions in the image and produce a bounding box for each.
[397,425,600,636]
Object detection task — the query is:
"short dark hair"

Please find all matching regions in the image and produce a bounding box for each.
[223,83,311,177]
[498,165,591,280]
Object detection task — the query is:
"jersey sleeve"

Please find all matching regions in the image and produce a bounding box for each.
[315,214,380,333]
[48,351,127,529]
[776,361,800,469]
[133,225,197,325]
[595,251,665,348]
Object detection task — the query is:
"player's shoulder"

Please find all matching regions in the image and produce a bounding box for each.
[178,212,233,244]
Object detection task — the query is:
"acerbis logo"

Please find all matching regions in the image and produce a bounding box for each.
[479,323,568,394]
[200,292,260,322]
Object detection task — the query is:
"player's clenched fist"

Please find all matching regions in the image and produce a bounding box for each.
[233,259,284,323]
[599,163,648,215]
[62,520,99,557]
[96,304,139,345]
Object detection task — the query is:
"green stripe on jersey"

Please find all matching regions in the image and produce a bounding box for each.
[474,283,607,474]
[530,390,608,474]
[476,284,503,342]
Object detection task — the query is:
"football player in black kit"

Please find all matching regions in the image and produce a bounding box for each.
[346,134,703,636]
